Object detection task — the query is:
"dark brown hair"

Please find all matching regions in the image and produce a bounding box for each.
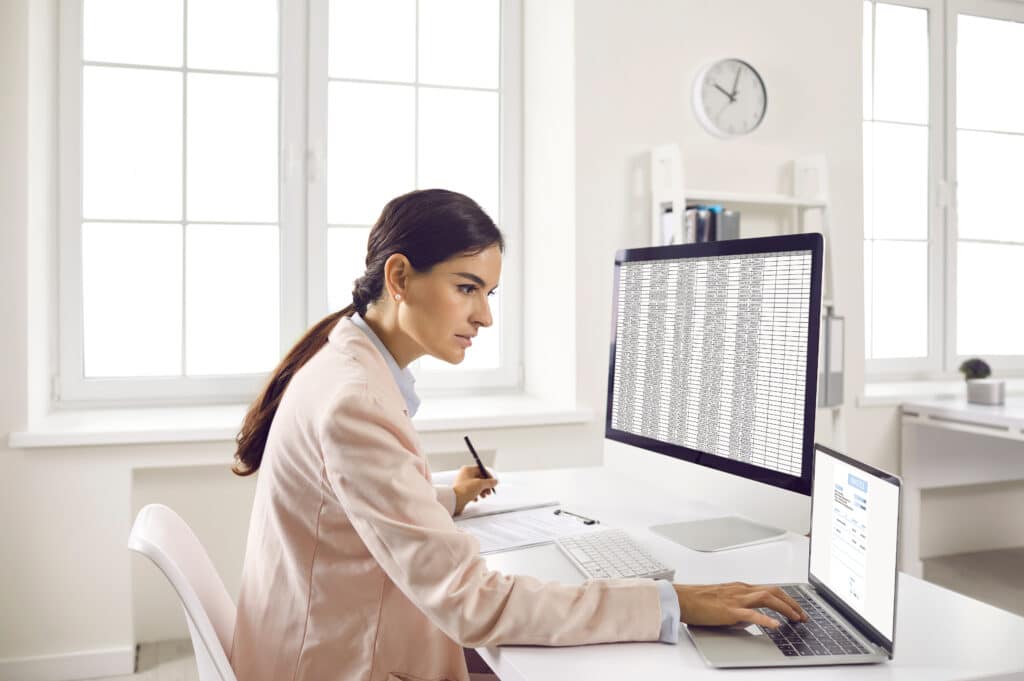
[232,189,504,476]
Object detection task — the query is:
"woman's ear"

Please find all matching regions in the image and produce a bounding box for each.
[383,253,412,300]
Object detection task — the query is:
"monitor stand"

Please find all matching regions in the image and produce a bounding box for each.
[651,516,788,552]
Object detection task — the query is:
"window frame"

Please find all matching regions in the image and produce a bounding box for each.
[307,0,523,393]
[944,0,1024,375]
[864,0,1024,379]
[55,0,524,406]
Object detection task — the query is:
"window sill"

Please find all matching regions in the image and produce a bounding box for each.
[857,378,1024,408]
[8,394,593,449]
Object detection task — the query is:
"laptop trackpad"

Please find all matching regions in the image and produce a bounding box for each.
[686,623,783,667]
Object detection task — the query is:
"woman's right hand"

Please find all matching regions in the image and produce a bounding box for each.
[673,582,807,629]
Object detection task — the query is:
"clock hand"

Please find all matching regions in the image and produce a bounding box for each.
[713,83,736,103]
[730,65,742,97]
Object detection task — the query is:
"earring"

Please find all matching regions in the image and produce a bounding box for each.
[394,294,402,301]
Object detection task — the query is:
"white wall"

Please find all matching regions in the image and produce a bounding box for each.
[3,0,1023,675]
[574,0,860,532]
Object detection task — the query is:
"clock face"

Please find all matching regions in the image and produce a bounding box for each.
[693,59,767,137]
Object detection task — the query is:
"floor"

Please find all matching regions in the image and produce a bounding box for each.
[923,546,1024,618]
[92,640,497,681]
[91,551,1024,681]
[97,640,196,681]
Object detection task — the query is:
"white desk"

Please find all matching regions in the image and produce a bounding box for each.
[900,398,1024,577]
[476,467,1024,681]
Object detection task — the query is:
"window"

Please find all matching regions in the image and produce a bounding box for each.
[863,0,1024,377]
[57,0,522,405]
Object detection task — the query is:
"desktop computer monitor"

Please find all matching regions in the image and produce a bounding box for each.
[605,233,824,551]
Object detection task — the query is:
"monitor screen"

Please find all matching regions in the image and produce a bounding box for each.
[605,233,823,495]
[809,444,901,647]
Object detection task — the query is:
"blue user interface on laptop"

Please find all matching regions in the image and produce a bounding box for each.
[809,446,900,642]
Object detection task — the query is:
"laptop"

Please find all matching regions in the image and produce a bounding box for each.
[686,443,901,667]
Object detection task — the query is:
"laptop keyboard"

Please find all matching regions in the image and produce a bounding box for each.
[756,586,871,657]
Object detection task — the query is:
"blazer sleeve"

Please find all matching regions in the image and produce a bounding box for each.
[318,385,665,648]
[433,485,456,516]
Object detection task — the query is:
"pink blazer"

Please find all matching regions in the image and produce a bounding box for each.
[230,317,663,681]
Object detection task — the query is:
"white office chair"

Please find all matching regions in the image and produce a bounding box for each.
[128,504,239,681]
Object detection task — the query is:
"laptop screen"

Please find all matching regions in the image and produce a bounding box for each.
[809,445,900,642]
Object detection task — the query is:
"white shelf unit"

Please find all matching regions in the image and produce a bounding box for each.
[685,189,828,209]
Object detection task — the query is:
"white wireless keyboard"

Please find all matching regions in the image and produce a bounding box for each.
[555,529,675,581]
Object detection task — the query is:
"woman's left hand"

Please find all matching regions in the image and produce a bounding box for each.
[452,465,499,515]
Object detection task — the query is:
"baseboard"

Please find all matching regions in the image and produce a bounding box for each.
[0,645,135,681]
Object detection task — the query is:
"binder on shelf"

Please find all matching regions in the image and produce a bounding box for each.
[685,205,741,242]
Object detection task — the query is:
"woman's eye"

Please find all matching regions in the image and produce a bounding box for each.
[458,285,477,295]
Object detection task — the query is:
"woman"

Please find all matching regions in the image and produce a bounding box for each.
[229,189,805,681]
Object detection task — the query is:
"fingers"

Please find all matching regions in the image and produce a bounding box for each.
[459,465,499,481]
[470,478,499,501]
[742,590,805,623]
[769,586,807,621]
[734,607,780,629]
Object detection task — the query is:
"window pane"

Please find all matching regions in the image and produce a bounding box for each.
[867,122,928,240]
[419,0,499,89]
[83,66,182,220]
[957,130,1024,243]
[328,82,415,225]
[185,224,280,375]
[187,0,277,74]
[866,240,928,359]
[863,121,875,239]
[873,3,928,125]
[418,88,499,220]
[84,0,183,67]
[418,289,501,371]
[863,1,873,120]
[957,14,1024,134]
[329,0,415,82]
[83,222,182,377]
[327,226,371,313]
[187,73,278,223]
[957,241,1024,356]
[863,240,873,357]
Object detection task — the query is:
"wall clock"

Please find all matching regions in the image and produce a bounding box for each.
[693,58,767,138]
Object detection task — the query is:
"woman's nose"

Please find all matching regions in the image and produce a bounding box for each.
[474,296,493,328]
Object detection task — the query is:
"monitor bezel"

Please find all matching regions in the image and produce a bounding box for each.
[604,233,824,497]
[808,443,902,658]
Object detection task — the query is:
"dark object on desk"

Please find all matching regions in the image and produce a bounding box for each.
[554,509,599,525]
[959,358,991,380]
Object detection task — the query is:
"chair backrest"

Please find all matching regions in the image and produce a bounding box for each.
[128,504,239,681]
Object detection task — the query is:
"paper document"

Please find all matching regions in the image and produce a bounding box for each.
[433,469,559,520]
[456,506,602,555]
[456,493,559,521]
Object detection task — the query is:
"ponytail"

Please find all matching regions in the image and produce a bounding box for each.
[232,306,353,476]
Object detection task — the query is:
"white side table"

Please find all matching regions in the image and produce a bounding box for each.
[900,397,1024,577]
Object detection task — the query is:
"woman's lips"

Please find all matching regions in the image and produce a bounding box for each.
[456,335,473,348]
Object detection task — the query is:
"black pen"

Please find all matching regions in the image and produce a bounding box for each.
[463,436,496,495]
[554,509,599,525]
